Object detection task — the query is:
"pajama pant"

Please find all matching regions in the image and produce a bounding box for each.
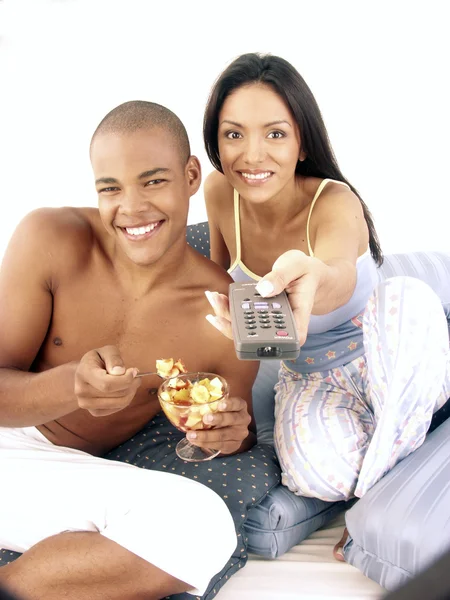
[274,276,450,502]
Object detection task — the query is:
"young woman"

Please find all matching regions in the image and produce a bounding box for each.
[202,53,450,514]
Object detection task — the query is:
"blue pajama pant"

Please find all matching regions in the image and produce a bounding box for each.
[274,276,450,502]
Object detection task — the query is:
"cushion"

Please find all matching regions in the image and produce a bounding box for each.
[344,413,450,591]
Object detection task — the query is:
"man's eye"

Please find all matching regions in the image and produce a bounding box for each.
[268,131,285,139]
[226,131,242,140]
[145,179,165,186]
[99,187,119,193]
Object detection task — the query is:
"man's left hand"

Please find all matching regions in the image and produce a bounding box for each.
[186,396,252,455]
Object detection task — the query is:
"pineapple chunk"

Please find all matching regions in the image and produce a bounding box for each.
[173,388,190,402]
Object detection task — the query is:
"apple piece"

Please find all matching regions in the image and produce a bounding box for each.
[209,401,220,413]
[159,391,172,402]
[185,412,203,428]
[174,359,187,373]
[156,358,174,377]
[199,404,212,416]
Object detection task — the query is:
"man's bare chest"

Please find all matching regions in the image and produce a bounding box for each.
[38,278,203,374]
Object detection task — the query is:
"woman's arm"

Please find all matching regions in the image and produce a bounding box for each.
[203,171,232,269]
[256,186,370,344]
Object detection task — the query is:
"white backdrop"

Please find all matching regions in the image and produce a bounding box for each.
[0,0,448,261]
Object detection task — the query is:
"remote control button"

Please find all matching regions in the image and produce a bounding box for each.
[276,330,289,336]
[259,318,270,324]
[260,324,272,329]
[272,302,282,308]
[275,324,286,329]
[257,310,269,314]
[241,302,251,310]
[246,325,257,329]
[254,292,261,297]
[254,303,269,309]
[271,310,282,314]
[274,319,285,324]
[245,319,256,325]
[248,332,257,336]
[244,298,251,301]
[244,310,254,315]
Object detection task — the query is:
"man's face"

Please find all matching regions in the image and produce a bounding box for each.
[91,127,200,267]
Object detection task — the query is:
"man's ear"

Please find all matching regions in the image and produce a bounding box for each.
[185,156,202,196]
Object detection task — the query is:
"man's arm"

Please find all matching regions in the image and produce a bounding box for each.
[0,209,80,426]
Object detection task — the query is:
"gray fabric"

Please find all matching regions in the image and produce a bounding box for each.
[377,251,450,320]
[244,485,345,558]
[344,415,450,591]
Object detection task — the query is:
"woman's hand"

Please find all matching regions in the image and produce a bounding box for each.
[204,290,234,339]
[205,250,325,345]
[255,250,324,345]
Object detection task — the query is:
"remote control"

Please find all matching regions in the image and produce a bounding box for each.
[229,281,301,360]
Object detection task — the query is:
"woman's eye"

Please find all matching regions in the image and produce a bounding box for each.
[268,131,285,139]
[226,131,242,140]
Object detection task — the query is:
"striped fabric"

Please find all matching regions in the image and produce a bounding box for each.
[274,276,450,502]
[344,415,450,590]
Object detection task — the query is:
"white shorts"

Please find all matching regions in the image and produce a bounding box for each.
[0,425,236,595]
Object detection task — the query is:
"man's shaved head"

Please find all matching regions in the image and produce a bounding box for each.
[91,100,191,163]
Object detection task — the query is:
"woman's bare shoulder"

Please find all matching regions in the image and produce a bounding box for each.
[204,171,234,206]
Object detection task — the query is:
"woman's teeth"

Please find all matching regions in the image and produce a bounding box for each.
[241,172,272,180]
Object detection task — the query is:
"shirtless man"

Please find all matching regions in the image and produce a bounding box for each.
[0,101,259,600]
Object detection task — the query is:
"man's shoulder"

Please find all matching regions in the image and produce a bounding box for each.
[23,206,98,237]
[188,249,232,294]
[15,206,101,267]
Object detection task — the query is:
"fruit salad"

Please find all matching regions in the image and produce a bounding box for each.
[155,358,187,379]
[157,370,226,433]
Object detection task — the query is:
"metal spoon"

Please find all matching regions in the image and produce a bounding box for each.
[135,371,165,379]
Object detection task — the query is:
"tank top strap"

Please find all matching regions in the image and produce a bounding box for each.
[306,179,350,257]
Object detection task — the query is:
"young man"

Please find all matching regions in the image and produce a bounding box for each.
[0,101,261,600]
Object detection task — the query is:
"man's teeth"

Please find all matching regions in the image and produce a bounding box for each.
[241,172,272,180]
[125,223,158,236]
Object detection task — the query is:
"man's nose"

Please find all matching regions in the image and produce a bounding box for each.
[120,188,149,214]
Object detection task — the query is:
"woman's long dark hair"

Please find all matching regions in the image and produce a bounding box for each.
[203,53,383,265]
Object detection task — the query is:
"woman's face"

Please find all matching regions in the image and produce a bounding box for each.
[217,83,302,203]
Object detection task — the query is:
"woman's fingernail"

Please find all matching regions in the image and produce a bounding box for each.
[204,414,214,423]
[206,314,221,330]
[187,432,197,440]
[205,290,216,308]
[219,401,227,411]
[256,280,274,297]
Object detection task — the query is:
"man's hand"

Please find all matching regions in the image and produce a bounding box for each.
[186,395,252,455]
[74,345,141,417]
